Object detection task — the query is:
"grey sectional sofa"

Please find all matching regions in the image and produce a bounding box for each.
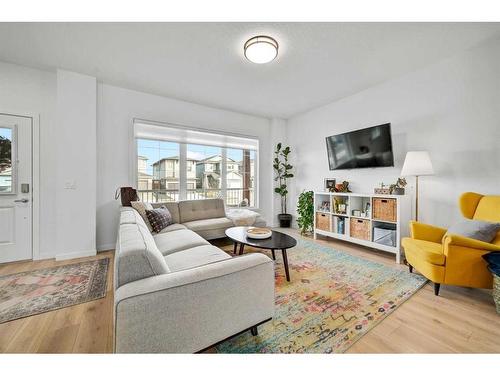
[114,199,275,353]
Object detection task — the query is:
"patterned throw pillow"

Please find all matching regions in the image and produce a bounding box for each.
[131,201,154,232]
[145,206,173,233]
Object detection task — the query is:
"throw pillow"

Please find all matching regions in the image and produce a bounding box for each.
[131,201,154,232]
[447,219,500,243]
[145,206,174,233]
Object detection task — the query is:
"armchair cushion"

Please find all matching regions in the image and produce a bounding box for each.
[446,219,500,243]
[402,238,445,266]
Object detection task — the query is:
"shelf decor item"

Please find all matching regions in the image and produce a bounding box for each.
[297,190,314,235]
[246,227,273,239]
[273,143,294,227]
[324,178,336,192]
[401,151,434,221]
[389,177,407,195]
[334,181,351,193]
[374,183,391,195]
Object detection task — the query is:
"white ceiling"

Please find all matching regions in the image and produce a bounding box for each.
[0,23,499,118]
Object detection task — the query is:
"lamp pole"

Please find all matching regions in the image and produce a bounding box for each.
[415,175,419,222]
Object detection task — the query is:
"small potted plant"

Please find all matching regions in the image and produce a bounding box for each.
[297,191,314,235]
[390,177,407,195]
[273,143,294,227]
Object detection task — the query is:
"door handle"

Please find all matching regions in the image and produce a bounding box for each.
[14,198,29,203]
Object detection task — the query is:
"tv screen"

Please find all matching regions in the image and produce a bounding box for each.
[326,123,394,170]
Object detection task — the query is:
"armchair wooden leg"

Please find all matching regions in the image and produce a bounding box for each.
[434,283,441,296]
[408,264,413,273]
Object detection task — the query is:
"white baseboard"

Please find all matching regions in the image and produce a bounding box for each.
[96,243,115,252]
[55,250,97,261]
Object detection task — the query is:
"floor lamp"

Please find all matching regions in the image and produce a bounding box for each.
[401,151,434,221]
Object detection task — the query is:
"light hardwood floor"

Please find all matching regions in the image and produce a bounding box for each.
[0,235,499,353]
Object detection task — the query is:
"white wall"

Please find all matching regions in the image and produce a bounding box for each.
[0,61,58,259]
[55,70,97,259]
[96,84,272,250]
[287,37,500,228]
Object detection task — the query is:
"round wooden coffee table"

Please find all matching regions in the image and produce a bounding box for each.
[225,226,297,282]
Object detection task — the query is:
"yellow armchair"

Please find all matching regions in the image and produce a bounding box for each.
[402,192,500,295]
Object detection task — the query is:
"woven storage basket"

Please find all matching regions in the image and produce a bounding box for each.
[316,212,331,231]
[493,274,500,314]
[373,198,397,222]
[350,218,370,241]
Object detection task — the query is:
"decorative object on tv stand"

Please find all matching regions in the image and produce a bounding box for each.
[401,151,434,221]
[334,181,351,193]
[389,177,407,195]
[296,191,314,236]
[273,143,294,227]
[374,183,391,195]
[324,178,336,192]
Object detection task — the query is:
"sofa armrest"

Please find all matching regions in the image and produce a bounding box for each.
[114,253,274,353]
[443,234,500,252]
[409,221,447,243]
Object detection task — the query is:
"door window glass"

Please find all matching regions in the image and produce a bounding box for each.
[0,127,13,193]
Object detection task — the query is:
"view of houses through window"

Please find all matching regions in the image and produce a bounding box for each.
[137,139,257,207]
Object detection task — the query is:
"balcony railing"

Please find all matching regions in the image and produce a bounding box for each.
[137,188,255,207]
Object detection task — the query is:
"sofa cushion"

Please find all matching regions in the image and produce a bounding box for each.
[154,229,209,256]
[178,199,226,223]
[146,206,174,233]
[116,223,170,288]
[155,223,187,234]
[120,207,150,232]
[131,201,154,232]
[151,202,180,224]
[183,217,234,232]
[164,245,231,272]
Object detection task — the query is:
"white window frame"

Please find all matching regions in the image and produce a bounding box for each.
[132,119,259,208]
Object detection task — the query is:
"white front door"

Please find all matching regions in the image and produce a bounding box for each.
[0,114,32,263]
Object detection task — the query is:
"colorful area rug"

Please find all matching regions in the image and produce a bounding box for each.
[0,258,109,324]
[216,235,426,353]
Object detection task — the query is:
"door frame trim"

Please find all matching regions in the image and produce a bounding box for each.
[0,110,40,261]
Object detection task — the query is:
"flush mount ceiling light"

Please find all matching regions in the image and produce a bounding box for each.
[244,35,279,64]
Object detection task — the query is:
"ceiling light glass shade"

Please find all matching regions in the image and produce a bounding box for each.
[244,36,278,64]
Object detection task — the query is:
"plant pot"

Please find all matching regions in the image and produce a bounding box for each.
[278,213,292,228]
[392,187,405,195]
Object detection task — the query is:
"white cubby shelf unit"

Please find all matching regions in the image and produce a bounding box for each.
[313,192,411,263]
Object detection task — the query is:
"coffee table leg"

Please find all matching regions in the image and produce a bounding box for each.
[233,242,238,255]
[282,249,290,282]
[271,249,276,260]
[239,243,245,255]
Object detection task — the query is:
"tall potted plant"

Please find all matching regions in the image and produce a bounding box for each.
[273,143,294,227]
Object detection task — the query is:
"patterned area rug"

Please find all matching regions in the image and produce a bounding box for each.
[216,235,426,353]
[0,258,109,324]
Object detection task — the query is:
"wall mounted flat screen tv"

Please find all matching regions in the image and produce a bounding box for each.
[326,123,394,170]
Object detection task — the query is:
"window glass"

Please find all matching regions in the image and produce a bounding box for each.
[0,127,13,193]
[137,139,179,202]
[137,137,257,207]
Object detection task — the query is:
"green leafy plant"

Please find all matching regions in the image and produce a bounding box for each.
[273,143,294,214]
[297,190,314,235]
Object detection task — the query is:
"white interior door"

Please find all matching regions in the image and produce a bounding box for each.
[0,114,32,263]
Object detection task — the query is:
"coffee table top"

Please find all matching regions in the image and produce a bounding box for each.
[225,226,297,250]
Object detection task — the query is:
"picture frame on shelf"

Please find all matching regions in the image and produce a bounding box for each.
[324,178,336,192]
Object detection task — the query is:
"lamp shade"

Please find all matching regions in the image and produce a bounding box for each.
[401,151,434,176]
